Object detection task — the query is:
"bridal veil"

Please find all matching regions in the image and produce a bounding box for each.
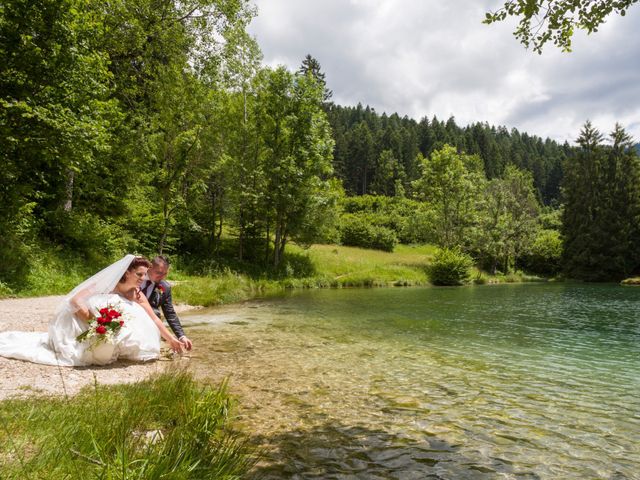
[0,254,135,366]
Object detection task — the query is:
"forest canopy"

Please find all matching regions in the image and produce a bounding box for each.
[1,0,639,288]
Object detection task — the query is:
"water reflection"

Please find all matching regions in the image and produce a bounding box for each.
[184,284,640,478]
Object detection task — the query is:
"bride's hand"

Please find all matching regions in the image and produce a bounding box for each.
[168,336,184,354]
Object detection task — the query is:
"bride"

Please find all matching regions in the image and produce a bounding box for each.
[0,254,185,366]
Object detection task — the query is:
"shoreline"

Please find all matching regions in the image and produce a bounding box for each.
[0,296,198,400]
[0,279,555,400]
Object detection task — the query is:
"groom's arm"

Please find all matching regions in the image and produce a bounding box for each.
[160,285,186,340]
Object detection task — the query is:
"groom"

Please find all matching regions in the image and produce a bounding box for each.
[142,255,193,350]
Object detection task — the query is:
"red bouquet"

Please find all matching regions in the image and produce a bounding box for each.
[76,303,126,348]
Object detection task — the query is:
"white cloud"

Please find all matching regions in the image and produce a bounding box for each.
[248,0,640,143]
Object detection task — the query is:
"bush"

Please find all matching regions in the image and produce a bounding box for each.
[519,229,562,275]
[429,247,473,285]
[339,195,435,245]
[0,202,38,289]
[340,214,397,252]
[46,210,134,265]
[398,209,436,244]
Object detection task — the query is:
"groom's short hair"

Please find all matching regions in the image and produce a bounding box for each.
[152,255,170,268]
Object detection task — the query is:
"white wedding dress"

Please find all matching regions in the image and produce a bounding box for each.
[0,255,161,366]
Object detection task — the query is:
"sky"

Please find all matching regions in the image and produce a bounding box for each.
[247,0,640,144]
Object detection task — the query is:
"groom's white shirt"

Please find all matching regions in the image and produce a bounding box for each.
[143,278,156,298]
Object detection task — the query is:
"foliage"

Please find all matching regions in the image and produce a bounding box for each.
[474,165,540,274]
[0,0,119,287]
[327,104,567,205]
[428,247,473,286]
[340,195,435,244]
[340,214,398,252]
[0,370,254,478]
[2,0,638,288]
[298,53,332,102]
[484,0,639,53]
[519,229,563,275]
[251,66,337,265]
[562,122,640,280]
[0,0,342,278]
[413,145,486,249]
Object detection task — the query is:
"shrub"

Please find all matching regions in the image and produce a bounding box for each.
[429,247,473,285]
[340,214,397,252]
[398,209,436,244]
[339,195,435,245]
[519,229,562,275]
[46,210,134,265]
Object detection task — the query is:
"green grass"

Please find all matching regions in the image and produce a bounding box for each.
[0,370,254,479]
[170,243,435,306]
[0,248,108,297]
[471,268,547,285]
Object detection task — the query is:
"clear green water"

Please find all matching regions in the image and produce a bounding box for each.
[186,283,640,479]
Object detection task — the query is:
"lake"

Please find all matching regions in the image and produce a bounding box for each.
[185,283,640,479]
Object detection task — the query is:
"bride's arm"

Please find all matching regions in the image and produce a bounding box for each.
[70,288,95,322]
[135,290,184,353]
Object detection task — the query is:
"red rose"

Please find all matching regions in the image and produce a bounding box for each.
[97,316,108,324]
[108,309,119,318]
[96,325,107,334]
[119,320,124,326]
[99,308,109,315]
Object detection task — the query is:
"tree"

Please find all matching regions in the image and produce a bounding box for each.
[561,121,640,280]
[484,0,639,53]
[255,66,337,266]
[371,150,400,196]
[412,145,486,248]
[562,121,604,278]
[0,0,120,282]
[298,54,333,102]
[475,166,540,273]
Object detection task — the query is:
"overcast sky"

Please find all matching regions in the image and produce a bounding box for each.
[247,0,640,144]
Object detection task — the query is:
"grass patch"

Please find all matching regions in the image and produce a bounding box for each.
[289,243,432,287]
[0,370,254,479]
[473,268,547,284]
[173,271,275,307]
[1,248,114,298]
[171,243,433,305]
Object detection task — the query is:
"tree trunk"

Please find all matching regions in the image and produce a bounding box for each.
[279,236,286,265]
[238,209,244,260]
[264,222,270,264]
[63,168,74,212]
[209,191,217,250]
[273,222,282,267]
[159,199,170,255]
[216,203,223,253]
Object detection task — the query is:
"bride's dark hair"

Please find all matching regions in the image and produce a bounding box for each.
[119,256,151,283]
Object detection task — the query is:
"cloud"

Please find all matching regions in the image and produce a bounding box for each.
[248,0,640,143]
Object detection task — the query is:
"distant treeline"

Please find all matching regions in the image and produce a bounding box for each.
[327,104,568,205]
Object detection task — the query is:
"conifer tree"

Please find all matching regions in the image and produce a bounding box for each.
[562,121,604,279]
[561,121,640,280]
[298,54,333,102]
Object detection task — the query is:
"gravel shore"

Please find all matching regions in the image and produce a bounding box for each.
[0,296,194,399]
